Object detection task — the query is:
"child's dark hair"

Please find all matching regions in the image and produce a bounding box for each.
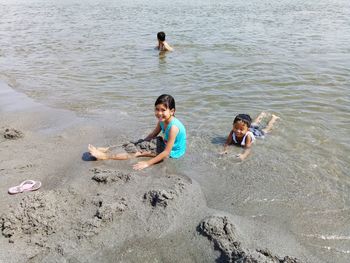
[157,32,166,42]
[155,94,175,110]
[233,114,252,127]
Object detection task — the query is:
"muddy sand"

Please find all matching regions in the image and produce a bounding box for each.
[0,81,317,262]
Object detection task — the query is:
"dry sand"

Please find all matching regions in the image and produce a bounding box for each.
[0,80,317,262]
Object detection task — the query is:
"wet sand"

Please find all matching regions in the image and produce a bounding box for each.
[0,81,317,262]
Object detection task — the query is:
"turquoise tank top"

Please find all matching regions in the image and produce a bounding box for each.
[159,117,186,158]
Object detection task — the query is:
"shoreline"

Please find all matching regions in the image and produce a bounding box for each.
[0,80,316,262]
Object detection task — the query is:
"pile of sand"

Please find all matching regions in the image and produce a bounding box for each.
[198,215,301,263]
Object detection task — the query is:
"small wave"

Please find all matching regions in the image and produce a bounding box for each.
[243,198,287,203]
[306,242,350,256]
[322,246,350,255]
[302,208,350,215]
[303,234,350,241]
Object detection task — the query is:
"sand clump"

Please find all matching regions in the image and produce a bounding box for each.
[1,191,63,244]
[2,127,23,140]
[74,195,127,240]
[122,137,164,154]
[1,189,127,248]
[143,176,186,208]
[93,195,127,222]
[144,189,177,207]
[198,215,301,263]
[90,168,132,184]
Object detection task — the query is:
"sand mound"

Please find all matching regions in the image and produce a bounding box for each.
[1,189,127,247]
[198,215,301,263]
[144,189,177,207]
[1,191,63,243]
[143,176,186,208]
[123,137,163,153]
[90,168,132,184]
[2,127,23,140]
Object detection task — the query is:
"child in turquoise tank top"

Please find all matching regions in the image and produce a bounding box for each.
[88,94,186,170]
[159,117,186,159]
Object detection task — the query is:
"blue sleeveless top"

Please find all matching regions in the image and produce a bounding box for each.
[159,117,186,158]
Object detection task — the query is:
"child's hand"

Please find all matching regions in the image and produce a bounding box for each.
[219,150,228,155]
[133,161,150,171]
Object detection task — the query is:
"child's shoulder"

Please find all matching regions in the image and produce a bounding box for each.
[173,117,185,126]
[171,118,186,134]
[246,131,256,142]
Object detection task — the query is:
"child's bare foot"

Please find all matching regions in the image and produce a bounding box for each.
[88,144,108,160]
[259,111,267,118]
[262,114,280,133]
[96,147,110,153]
[252,112,267,125]
[271,114,280,121]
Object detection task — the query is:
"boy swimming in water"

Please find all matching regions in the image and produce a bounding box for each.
[221,112,280,160]
[156,31,173,52]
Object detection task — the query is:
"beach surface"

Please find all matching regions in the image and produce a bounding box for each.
[0,81,320,262]
[1,0,350,261]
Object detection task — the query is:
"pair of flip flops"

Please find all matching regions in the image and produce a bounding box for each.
[8,180,42,195]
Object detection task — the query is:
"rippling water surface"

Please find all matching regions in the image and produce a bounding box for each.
[1,0,350,261]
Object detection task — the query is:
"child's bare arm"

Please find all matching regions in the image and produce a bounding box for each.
[133,126,178,170]
[164,42,173,51]
[237,147,252,161]
[221,130,233,154]
[144,122,161,141]
[237,134,253,160]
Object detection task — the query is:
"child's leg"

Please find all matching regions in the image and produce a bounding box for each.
[88,144,133,160]
[109,152,134,160]
[262,114,280,133]
[252,112,267,126]
[107,151,156,160]
[134,151,157,158]
[88,144,158,160]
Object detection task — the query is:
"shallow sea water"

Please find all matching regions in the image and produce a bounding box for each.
[1,0,350,261]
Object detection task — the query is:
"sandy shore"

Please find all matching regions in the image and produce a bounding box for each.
[0,80,317,262]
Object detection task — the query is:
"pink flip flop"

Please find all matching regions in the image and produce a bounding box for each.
[8,180,42,195]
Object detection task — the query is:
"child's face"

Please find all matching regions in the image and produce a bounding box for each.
[232,121,249,139]
[154,103,174,122]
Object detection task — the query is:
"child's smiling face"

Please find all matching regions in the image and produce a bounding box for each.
[154,103,174,122]
[232,121,249,139]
